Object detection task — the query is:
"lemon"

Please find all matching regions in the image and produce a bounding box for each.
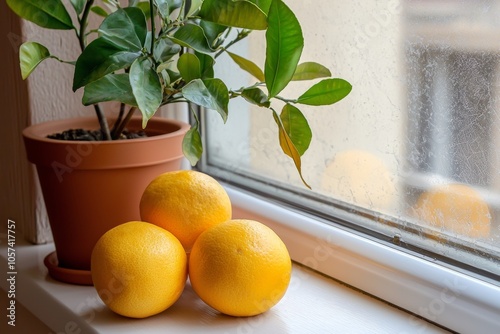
[91,221,187,318]
[140,170,232,251]
[413,183,491,238]
[189,219,291,317]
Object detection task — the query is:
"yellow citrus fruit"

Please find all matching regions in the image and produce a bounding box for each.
[413,183,491,238]
[189,219,291,317]
[140,170,232,251]
[91,221,187,318]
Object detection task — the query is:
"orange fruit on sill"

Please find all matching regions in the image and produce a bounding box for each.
[189,219,292,317]
[140,170,232,252]
[90,221,187,318]
[413,183,491,238]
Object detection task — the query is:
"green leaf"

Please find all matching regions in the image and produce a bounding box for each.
[19,42,50,80]
[73,38,142,91]
[241,88,270,107]
[178,53,201,83]
[182,79,229,122]
[153,38,181,63]
[98,7,147,50]
[297,78,352,106]
[292,62,331,81]
[280,104,311,156]
[200,20,227,48]
[69,0,86,15]
[196,52,215,79]
[247,0,272,14]
[154,0,170,19]
[91,6,108,17]
[199,0,268,30]
[129,57,163,128]
[265,0,303,98]
[272,109,311,189]
[6,0,74,30]
[82,73,138,106]
[136,1,151,19]
[187,0,204,17]
[182,125,203,166]
[170,24,213,54]
[227,51,265,82]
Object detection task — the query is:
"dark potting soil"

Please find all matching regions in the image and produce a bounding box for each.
[47,128,148,141]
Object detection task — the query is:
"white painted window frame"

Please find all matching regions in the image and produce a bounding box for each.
[224,184,500,334]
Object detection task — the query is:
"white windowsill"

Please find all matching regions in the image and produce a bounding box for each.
[0,184,496,333]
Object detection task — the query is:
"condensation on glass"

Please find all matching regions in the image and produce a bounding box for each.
[203,1,500,277]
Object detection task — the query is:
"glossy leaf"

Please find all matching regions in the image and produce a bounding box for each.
[227,51,265,82]
[182,79,229,122]
[19,42,50,80]
[129,57,163,128]
[182,124,203,166]
[292,62,331,81]
[154,0,170,19]
[297,78,352,106]
[91,6,108,17]
[241,88,270,107]
[272,109,311,189]
[280,104,311,156]
[69,0,86,15]
[265,0,303,98]
[73,38,142,90]
[98,7,147,50]
[170,24,213,54]
[136,2,151,19]
[153,38,181,63]
[6,0,74,30]
[178,53,201,83]
[199,0,267,30]
[82,74,138,106]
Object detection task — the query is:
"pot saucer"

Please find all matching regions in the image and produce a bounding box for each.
[44,251,93,286]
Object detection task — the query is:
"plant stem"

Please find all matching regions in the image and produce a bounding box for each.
[113,107,137,138]
[111,103,126,139]
[149,0,155,52]
[78,0,112,140]
[214,30,251,58]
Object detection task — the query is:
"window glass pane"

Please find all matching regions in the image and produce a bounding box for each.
[202,0,500,279]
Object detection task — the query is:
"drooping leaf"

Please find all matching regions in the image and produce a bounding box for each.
[182,124,203,166]
[73,38,142,90]
[6,0,74,30]
[196,52,215,79]
[241,88,270,107]
[98,7,147,50]
[227,51,265,82]
[170,24,213,54]
[129,57,163,128]
[272,109,311,189]
[182,78,229,122]
[69,0,86,15]
[178,53,201,83]
[199,0,267,30]
[91,6,108,17]
[200,20,227,48]
[292,62,332,81]
[265,0,303,98]
[153,37,181,63]
[19,42,50,80]
[297,78,352,106]
[280,104,311,156]
[82,73,138,106]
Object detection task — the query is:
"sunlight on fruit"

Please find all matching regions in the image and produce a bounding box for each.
[320,150,396,210]
[413,183,491,239]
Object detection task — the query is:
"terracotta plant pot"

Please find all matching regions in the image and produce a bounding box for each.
[23,116,190,285]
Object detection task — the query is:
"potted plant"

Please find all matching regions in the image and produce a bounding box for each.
[8,0,352,284]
